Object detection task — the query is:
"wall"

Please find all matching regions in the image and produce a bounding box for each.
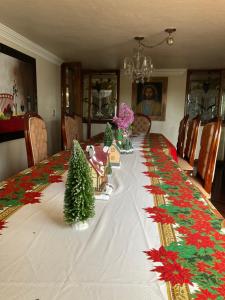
[90,70,187,146]
[0,29,62,180]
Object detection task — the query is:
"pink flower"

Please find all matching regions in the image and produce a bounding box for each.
[113,103,134,129]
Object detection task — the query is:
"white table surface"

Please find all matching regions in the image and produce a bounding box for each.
[0,137,168,300]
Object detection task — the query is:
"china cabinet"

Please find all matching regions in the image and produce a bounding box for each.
[185,69,225,123]
[61,62,82,117]
[82,70,120,137]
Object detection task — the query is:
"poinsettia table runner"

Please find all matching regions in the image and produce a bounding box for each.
[0,134,224,299]
[142,134,225,299]
[0,151,70,231]
[147,133,178,162]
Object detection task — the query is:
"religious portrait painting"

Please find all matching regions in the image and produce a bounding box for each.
[132,77,168,121]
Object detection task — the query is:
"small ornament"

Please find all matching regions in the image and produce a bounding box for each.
[86,144,110,193]
[108,142,121,168]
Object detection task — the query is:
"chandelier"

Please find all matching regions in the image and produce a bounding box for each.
[123,28,176,83]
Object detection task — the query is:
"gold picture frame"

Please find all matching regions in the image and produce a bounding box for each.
[132,77,168,121]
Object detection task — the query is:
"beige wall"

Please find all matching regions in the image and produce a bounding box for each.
[0,36,61,181]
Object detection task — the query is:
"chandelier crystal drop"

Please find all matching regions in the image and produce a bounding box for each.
[123,28,176,83]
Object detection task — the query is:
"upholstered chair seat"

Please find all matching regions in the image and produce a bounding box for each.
[24,113,48,167]
[132,114,151,135]
[62,115,83,150]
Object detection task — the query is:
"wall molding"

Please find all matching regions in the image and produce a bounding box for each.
[0,22,63,65]
[152,69,187,76]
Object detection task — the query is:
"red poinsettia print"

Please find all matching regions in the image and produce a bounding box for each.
[194,289,218,300]
[191,221,214,233]
[142,171,160,178]
[190,210,212,222]
[213,261,225,273]
[144,185,166,195]
[185,232,215,249]
[19,181,35,190]
[212,231,225,244]
[163,179,183,186]
[213,283,225,296]
[145,207,175,224]
[20,192,42,205]
[143,161,154,167]
[177,226,192,236]
[49,175,63,183]
[169,199,190,208]
[0,220,6,232]
[0,184,20,198]
[152,262,193,286]
[196,261,212,274]
[144,246,178,264]
[213,251,225,261]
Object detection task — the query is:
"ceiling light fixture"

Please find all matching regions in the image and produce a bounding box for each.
[123,28,176,83]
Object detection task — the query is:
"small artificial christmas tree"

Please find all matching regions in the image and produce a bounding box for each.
[104,122,114,147]
[64,140,95,226]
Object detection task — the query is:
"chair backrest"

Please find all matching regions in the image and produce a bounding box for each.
[183,115,201,166]
[132,114,151,135]
[177,115,189,158]
[24,113,48,167]
[196,117,222,194]
[62,114,83,150]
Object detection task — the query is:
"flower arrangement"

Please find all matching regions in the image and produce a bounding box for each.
[113,103,134,154]
[113,103,134,130]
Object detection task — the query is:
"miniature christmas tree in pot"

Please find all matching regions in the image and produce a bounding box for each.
[104,122,114,147]
[64,140,95,230]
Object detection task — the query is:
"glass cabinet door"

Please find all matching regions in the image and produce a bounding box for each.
[61,62,82,117]
[82,71,119,122]
[91,73,118,120]
[186,70,221,122]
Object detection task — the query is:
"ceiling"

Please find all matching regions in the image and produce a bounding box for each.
[0,0,225,69]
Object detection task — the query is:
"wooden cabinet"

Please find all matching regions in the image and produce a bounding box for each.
[185,69,225,123]
[61,62,82,117]
[82,70,120,138]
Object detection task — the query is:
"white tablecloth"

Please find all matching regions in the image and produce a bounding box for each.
[0,138,168,300]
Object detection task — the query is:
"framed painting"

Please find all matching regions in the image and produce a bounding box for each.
[132,77,168,121]
[0,43,37,143]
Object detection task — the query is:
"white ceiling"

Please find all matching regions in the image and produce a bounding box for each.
[1,0,225,69]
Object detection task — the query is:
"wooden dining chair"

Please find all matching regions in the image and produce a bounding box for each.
[132,113,151,135]
[178,115,201,173]
[24,112,48,167]
[189,117,222,198]
[177,115,189,158]
[62,114,83,150]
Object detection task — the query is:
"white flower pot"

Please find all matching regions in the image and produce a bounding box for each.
[74,221,89,231]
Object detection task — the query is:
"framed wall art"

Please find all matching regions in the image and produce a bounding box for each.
[132,77,168,121]
[0,43,37,142]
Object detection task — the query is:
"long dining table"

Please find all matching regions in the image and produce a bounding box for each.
[0,133,225,300]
